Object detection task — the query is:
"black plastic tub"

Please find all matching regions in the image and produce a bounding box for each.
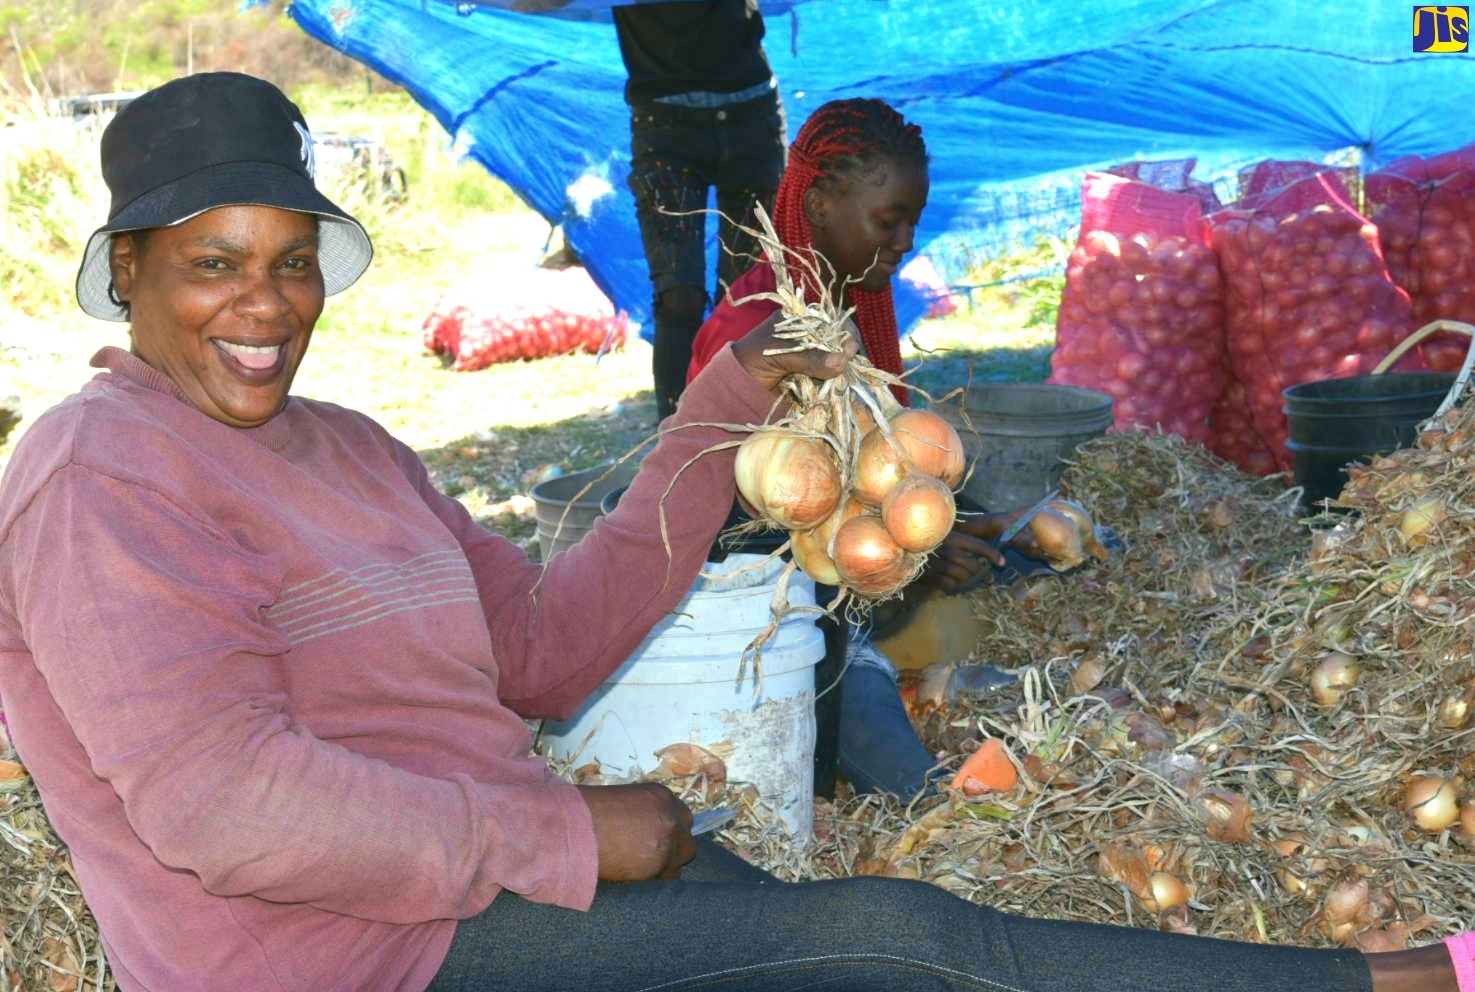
[1284,371,1456,508]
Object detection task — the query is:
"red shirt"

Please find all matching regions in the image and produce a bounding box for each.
[688,262,909,408]
[688,263,784,385]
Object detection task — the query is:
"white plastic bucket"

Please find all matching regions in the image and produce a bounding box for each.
[540,553,822,839]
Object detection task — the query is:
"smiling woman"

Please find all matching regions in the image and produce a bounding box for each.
[64,72,371,432]
[106,209,321,425]
[110,208,325,427]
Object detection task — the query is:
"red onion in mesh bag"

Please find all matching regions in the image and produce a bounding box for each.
[1367,146,1475,372]
[421,267,630,372]
[1207,170,1419,474]
[1050,168,1226,444]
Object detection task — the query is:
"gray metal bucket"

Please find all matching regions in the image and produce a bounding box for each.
[529,462,639,561]
[933,383,1114,511]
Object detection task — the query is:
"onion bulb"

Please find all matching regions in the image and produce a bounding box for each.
[733,430,842,531]
[1399,494,1448,542]
[1309,652,1360,706]
[1144,872,1191,913]
[1068,656,1107,695]
[1322,875,1370,926]
[1047,499,1109,561]
[1438,695,1469,730]
[853,429,911,506]
[881,473,956,552]
[832,514,915,597]
[1009,507,1088,570]
[1459,804,1475,845]
[1096,843,1150,899]
[789,497,867,586]
[1405,775,1460,833]
[1279,868,1312,896]
[886,410,966,488]
[1195,787,1254,844]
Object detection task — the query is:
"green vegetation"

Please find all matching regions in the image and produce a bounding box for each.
[0,0,363,102]
[905,236,1068,400]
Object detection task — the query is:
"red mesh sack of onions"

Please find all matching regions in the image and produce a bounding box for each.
[1235,159,1360,203]
[1048,168,1226,444]
[1206,375,1279,476]
[1206,169,1418,475]
[421,267,630,371]
[421,298,467,358]
[1367,146,1475,371]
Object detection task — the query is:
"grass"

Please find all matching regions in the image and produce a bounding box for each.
[0,89,1063,555]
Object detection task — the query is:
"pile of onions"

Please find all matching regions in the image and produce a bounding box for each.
[738,403,965,601]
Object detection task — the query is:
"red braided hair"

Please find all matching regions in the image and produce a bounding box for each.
[771,98,928,406]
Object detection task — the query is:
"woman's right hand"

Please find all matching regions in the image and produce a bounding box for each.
[577,783,697,882]
[731,310,856,395]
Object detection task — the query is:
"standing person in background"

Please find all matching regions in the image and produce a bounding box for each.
[614,0,788,421]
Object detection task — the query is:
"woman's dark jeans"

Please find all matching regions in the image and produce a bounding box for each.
[428,838,1371,992]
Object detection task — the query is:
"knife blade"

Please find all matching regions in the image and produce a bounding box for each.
[691,807,737,836]
[948,488,1063,596]
[994,488,1061,547]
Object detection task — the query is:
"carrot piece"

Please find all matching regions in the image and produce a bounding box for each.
[950,737,1018,795]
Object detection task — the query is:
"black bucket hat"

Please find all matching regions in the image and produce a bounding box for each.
[75,72,374,322]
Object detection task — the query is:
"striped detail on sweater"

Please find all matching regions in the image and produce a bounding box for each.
[267,550,481,644]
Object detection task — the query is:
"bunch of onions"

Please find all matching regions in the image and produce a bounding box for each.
[723,203,967,605]
[733,394,965,601]
[820,409,963,598]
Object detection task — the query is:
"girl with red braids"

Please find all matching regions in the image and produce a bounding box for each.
[689,97,1019,591]
[687,97,1037,798]
[688,97,921,406]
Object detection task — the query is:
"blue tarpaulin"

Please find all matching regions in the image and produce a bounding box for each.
[284,0,1475,337]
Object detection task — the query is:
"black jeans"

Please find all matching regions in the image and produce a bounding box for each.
[627,90,787,419]
[428,838,1372,991]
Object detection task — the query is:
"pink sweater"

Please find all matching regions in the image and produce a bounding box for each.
[0,344,772,991]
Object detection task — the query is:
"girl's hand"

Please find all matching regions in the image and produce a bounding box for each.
[732,311,856,395]
[921,518,1009,593]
